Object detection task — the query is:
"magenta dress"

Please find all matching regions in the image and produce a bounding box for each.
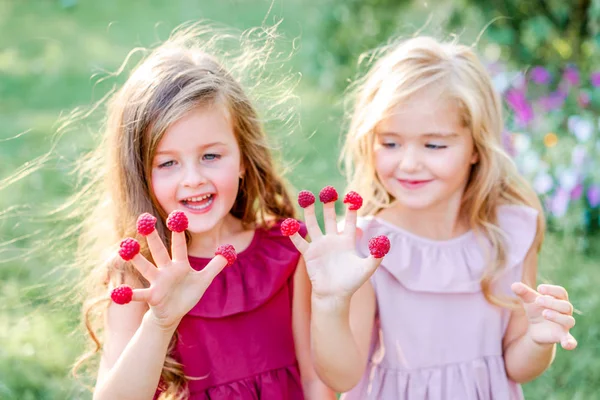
[156,220,307,399]
[342,205,538,400]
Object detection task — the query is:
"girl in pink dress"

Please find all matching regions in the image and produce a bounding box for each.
[73,25,335,400]
[287,36,578,399]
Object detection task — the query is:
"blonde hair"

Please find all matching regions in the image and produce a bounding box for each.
[71,23,298,399]
[342,36,545,307]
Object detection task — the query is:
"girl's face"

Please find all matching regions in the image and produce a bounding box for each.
[373,88,478,213]
[151,105,243,234]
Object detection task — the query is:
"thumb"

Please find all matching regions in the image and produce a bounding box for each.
[561,332,578,351]
[511,281,539,304]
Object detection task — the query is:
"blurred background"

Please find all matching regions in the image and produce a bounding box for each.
[1,1,599,399]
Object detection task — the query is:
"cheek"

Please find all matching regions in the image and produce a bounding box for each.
[374,149,397,178]
[427,149,472,180]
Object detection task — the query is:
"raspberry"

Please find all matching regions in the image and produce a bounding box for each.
[137,213,157,236]
[111,284,133,305]
[368,235,391,259]
[319,186,338,203]
[215,244,237,267]
[118,238,140,261]
[166,210,188,232]
[343,191,363,211]
[298,190,316,208]
[280,218,300,236]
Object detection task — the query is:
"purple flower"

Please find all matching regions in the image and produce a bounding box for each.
[591,71,600,88]
[538,90,566,111]
[571,184,583,201]
[588,185,600,207]
[506,89,534,126]
[550,188,570,217]
[530,66,551,84]
[563,66,580,86]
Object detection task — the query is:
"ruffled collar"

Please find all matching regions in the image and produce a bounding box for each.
[185,220,305,318]
[358,205,538,294]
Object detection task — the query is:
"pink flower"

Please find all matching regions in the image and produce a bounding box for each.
[530,66,551,84]
[591,71,600,88]
[506,89,534,126]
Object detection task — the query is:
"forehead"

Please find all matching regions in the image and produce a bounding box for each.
[376,89,466,136]
[157,104,236,149]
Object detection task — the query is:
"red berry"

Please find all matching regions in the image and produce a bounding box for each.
[343,191,363,211]
[215,244,237,267]
[298,190,316,208]
[137,213,157,236]
[280,218,300,236]
[166,210,188,232]
[368,235,391,259]
[319,186,338,203]
[118,238,140,261]
[111,284,133,305]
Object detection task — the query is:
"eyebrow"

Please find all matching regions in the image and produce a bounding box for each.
[155,141,227,155]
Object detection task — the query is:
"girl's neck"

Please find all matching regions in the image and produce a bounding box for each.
[376,194,470,241]
[187,214,255,258]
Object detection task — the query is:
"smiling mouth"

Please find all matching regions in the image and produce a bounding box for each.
[181,194,214,210]
[397,179,433,189]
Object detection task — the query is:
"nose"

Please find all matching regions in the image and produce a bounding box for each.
[181,163,207,188]
[398,146,421,173]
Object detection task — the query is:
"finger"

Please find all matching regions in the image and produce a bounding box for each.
[145,229,171,267]
[131,288,151,303]
[511,282,539,304]
[536,296,573,315]
[200,254,229,282]
[323,202,338,235]
[542,309,576,329]
[130,253,158,282]
[560,333,578,350]
[289,232,309,254]
[171,231,188,262]
[363,256,384,279]
[303,204,323,239]
[538,284,569,301]
[343,209,357,238]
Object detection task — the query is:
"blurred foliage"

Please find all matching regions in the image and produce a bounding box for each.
[318,0,600,88]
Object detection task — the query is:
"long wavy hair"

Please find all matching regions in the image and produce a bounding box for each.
[71,23,298,399]
[342,36,545,307]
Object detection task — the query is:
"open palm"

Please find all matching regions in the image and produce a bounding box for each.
[288,198,385,299]
[125,224,228,329]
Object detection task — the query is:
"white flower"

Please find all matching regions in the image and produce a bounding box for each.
[533,172,553,194]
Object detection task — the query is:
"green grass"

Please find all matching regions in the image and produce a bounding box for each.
[1,1,598,399]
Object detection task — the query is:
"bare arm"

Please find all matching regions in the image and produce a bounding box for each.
[503,237,577,383]
[94,302,178,400]
[292,257,337,399]
[311,280,376,392]
[288,201,384,393]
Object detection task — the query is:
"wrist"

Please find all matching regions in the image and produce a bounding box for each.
[142,310,181,335]
[311,293,352,314]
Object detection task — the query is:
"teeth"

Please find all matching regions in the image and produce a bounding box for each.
[185,194,212,202]
[186,196,213,210]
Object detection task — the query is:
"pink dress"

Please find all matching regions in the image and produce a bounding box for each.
[157,220,307,399]
[342,205,538,400]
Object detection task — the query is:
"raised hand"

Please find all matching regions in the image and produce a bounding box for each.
[511,282,577,350]
[110,211,232,329]
[286,187,390,300]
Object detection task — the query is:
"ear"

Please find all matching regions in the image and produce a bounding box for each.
[470,150,479,164]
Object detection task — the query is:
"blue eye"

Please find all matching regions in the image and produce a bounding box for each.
[425,144,447,149]
[203,154,221,161]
